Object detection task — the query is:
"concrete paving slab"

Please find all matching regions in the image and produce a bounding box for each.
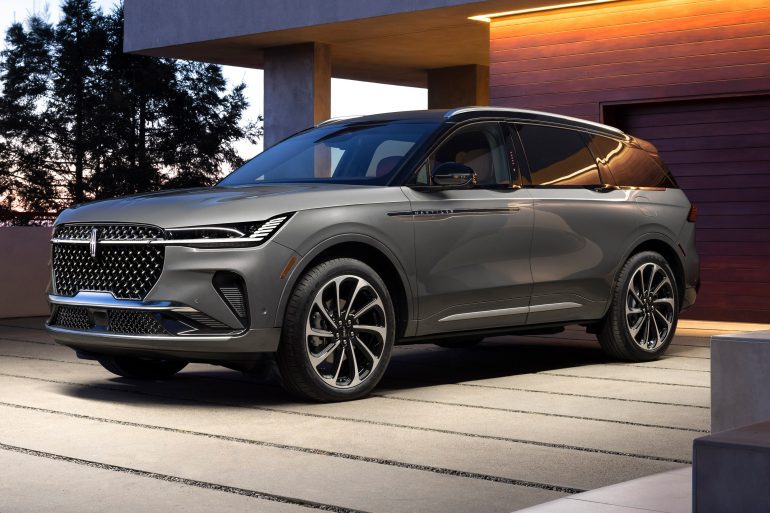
[0,449,318,513]
[537,364,709,388]
[0,318,720,513]
[514,467,691,513]
[625,356,710,372]
[0,348,699,463]
[0,405,562,513]
[438,374,710,408]
[375,385,709,431]
[0,370,684,491]
[664,346,711,359]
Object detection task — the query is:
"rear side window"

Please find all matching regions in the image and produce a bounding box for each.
[516,124,601,186]
[588,134,677,188]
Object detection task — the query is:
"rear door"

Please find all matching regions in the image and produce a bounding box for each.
[511,122,640,324]
[402,122,534,335]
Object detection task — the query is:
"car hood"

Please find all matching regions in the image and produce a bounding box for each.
[55,183,409,228]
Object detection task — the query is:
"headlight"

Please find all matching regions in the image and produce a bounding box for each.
[164,213,293,248]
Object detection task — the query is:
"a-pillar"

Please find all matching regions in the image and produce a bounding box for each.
[264,42,331,148]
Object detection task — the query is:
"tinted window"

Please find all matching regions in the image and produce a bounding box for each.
[517,124,601,186]
[412,123,510,186]
[219,122,436,186]
[589,134,677,188]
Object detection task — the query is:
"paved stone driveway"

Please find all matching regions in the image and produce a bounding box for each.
[0,318,718,513]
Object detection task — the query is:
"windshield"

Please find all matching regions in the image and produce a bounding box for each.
[219,121,437,186]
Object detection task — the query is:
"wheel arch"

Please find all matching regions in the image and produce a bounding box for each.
[275,235,415,339]
[620,235,686,307]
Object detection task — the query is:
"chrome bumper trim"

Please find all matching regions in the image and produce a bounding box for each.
[46,324,243,342]
[48,292,195,312]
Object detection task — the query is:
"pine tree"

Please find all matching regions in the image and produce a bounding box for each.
[0,0,260,222]
[0,15,58,219]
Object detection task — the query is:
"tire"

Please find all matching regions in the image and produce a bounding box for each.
[435,336,484,349]
[277,258,396,402]
[598,251,680,362]
[98,356,187,379]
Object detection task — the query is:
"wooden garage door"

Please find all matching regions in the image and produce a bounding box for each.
[611,95,770,323]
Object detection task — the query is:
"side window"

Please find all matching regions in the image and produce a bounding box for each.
[517,124,601,186]
[411,123,510,186]
[589,134,677,188]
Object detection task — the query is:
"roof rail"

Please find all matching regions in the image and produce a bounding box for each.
[445,107,626,137]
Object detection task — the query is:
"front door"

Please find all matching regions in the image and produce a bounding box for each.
[401,122,534,336]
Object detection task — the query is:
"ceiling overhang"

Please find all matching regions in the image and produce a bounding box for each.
[123,0,591,87]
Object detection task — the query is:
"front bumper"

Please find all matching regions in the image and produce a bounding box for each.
[46,241,299,360]
[47,324,281,362]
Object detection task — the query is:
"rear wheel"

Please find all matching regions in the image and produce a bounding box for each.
[598,251,679,361]
[277,258,395,402]
[98,356,187,380]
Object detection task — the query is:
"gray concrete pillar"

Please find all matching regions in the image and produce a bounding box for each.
[427,65,489,109]
[264,42,331,148]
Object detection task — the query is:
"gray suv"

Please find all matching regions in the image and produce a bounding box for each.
[46,108,700,401]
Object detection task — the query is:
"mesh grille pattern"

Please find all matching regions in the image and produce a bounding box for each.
[108,310,169,335]
[52,306,93,331]
[50,306,169,335]
[54,224,164,241]
[53,235,165,300]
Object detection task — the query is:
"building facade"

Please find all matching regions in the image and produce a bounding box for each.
[124,0,770,322]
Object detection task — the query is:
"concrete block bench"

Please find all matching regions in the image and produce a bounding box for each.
[693,422,770,513]
[711,330,770,433]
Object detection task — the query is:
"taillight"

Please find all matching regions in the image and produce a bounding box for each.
[687,204,698,223]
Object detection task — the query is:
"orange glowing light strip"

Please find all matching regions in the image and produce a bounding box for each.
[469,0,624,21]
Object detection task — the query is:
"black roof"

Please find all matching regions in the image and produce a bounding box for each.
[319,107,626,139]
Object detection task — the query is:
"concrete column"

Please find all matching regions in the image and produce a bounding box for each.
[264,42,331,148]
[427,64,489,109]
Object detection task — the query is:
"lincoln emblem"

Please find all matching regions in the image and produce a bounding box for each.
[89,227,99,260]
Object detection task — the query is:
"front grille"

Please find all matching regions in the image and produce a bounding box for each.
[52,224,165,300]
[108,310,169,335]
[50,306,170,336]
[54,224,163,241]
[52,306,94,331]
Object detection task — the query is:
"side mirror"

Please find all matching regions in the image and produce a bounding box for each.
[431,162,477,188]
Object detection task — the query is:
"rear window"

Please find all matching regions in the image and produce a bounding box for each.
[588,134,677,188]
[516,124,601,186]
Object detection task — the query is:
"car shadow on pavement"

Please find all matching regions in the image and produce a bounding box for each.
[57,336,607,407]
[381,337,606,390]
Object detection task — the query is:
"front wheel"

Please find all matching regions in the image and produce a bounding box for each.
[98,356,187,380]
[598,251,679,361]
[277,258,395,402]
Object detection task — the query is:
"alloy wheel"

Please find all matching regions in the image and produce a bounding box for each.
[625,262,676,352]
[305,275,388,388]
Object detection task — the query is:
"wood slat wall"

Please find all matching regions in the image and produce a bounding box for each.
[489,0,770,322]
[489,0,770,121]
[614,96,770,323]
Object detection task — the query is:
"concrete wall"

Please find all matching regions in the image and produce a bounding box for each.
[124,0,496,52]
[0,227,51,319]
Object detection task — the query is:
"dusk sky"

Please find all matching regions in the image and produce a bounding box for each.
[0,0,428,156]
